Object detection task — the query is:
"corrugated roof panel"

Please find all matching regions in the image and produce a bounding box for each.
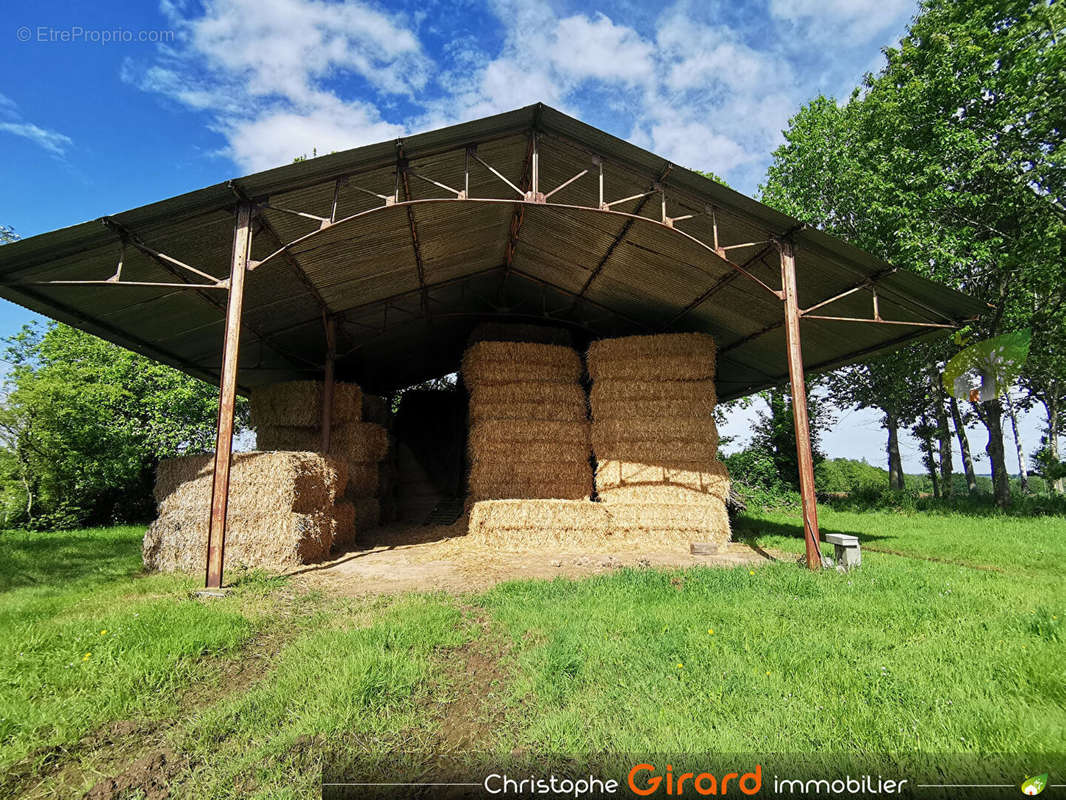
[0,102,985,395]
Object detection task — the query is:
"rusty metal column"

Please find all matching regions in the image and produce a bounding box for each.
[779,238,822,570]
[205,202,253,589]
[321,315,336,453]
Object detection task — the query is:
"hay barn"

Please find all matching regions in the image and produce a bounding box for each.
[0,103,984,586]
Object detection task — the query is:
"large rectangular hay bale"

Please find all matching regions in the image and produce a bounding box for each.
[468,477,593,501]
[469,438,592,464]
[591,417,720,445]
[589,379,717,409]
[595,459,730,501]
[143,509,333,572]
[591,397,717,421]
[462,341,583,385]
[257,422,389,463]
[249,381,362,428]
[332,500,356,549]
[587,333,716,381]
[591,439,720,463]
[344,464,380,497]
[467,499,610,533]
[469,419,590,448]
[469,400,587,424]
[604,500,731,541]
[154,451,346,516]
[469,459,592,487]
[354,498,380,531]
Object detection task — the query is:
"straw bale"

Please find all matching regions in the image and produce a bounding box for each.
[591,417,719,445]
[355,498,381,531]
[595,459,730,499]
[469,459,592,487]
[344,464,380,497]
[469,438,592,464]
[591,398,717,421]
[143,509,333,573]
[332,500,356,549]
[588,334,716,381]
[461,341,582,385]
[589,333,716,366]
[154,451,346,515]
[604,501,732,540]
[591,439,720,463]
[468,499,610,534]
[589,379,717,408]
[257,422,389,463]
[469,420,590,448]
[469,401,587,424]
[468,478,593,501]
[468,322,574,347]
[249,381,362,427]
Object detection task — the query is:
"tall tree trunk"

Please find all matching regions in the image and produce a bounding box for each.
[1042,394,1063,494]
[885,411,905,490]
[978,399,1011,507]
[920,414,940,498]
[1003,393,1030,494]
[933,383,954,497]
[949,395,979,495]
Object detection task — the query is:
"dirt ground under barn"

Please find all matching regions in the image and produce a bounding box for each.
[288,522,774,595]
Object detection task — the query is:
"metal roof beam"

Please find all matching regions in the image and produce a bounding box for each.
[396,142,431,319]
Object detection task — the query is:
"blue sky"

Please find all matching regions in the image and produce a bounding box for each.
[0,0,1049,475]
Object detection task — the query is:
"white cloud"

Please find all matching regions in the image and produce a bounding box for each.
[0,96,73,156]
[768,0,914,43]
[129,0,917,188]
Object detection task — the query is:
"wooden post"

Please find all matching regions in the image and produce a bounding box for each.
[779,238,822,570]
[321,315,336,453]
[205,202,253,589]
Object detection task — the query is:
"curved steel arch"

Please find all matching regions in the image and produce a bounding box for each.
[249,196,785,302]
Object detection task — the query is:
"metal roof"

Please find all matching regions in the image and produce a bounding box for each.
[0,103,984,400]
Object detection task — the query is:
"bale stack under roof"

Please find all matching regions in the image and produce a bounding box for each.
[143,451,349,572]
[462,339,593,502]
[252,380,389,546]
[588,333,732,546]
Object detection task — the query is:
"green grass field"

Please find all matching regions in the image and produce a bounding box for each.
[2,509,1063,798]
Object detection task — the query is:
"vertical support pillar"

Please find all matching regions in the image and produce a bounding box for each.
[779,238,822,571]
[205,202,253,589]
[321,315,336,453]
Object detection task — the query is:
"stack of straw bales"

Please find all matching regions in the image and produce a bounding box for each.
[143,451,348,572]
[462,339,593,501]
[588,333,732,544]
[252,380,389,545]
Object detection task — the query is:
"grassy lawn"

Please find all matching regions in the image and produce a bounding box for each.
[2,509,1063,797]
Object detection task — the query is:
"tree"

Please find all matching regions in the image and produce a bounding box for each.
[0,322,241,528]
[761,0,1066,507]
[749,382,833,490]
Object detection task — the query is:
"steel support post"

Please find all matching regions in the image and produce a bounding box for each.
[205,202,253,589]
[321,315,336,453]
[779,239,822,570]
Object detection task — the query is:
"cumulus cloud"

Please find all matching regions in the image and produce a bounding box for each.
[129,0,917,188]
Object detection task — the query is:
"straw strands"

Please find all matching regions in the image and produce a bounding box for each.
[464,335,593,503]
[143,509,334,572]
[154,451,346,516]
[595,459,730,501]
[461,341,583,385]
[249,381,362,428]
[332,500,356,548]
[256,423,389,463]
[465,500,610,549]
[603,501,731,541]
[587,333,716,381]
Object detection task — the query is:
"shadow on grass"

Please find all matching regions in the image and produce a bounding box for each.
[0,527,146,592]
[730,514,891,545]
